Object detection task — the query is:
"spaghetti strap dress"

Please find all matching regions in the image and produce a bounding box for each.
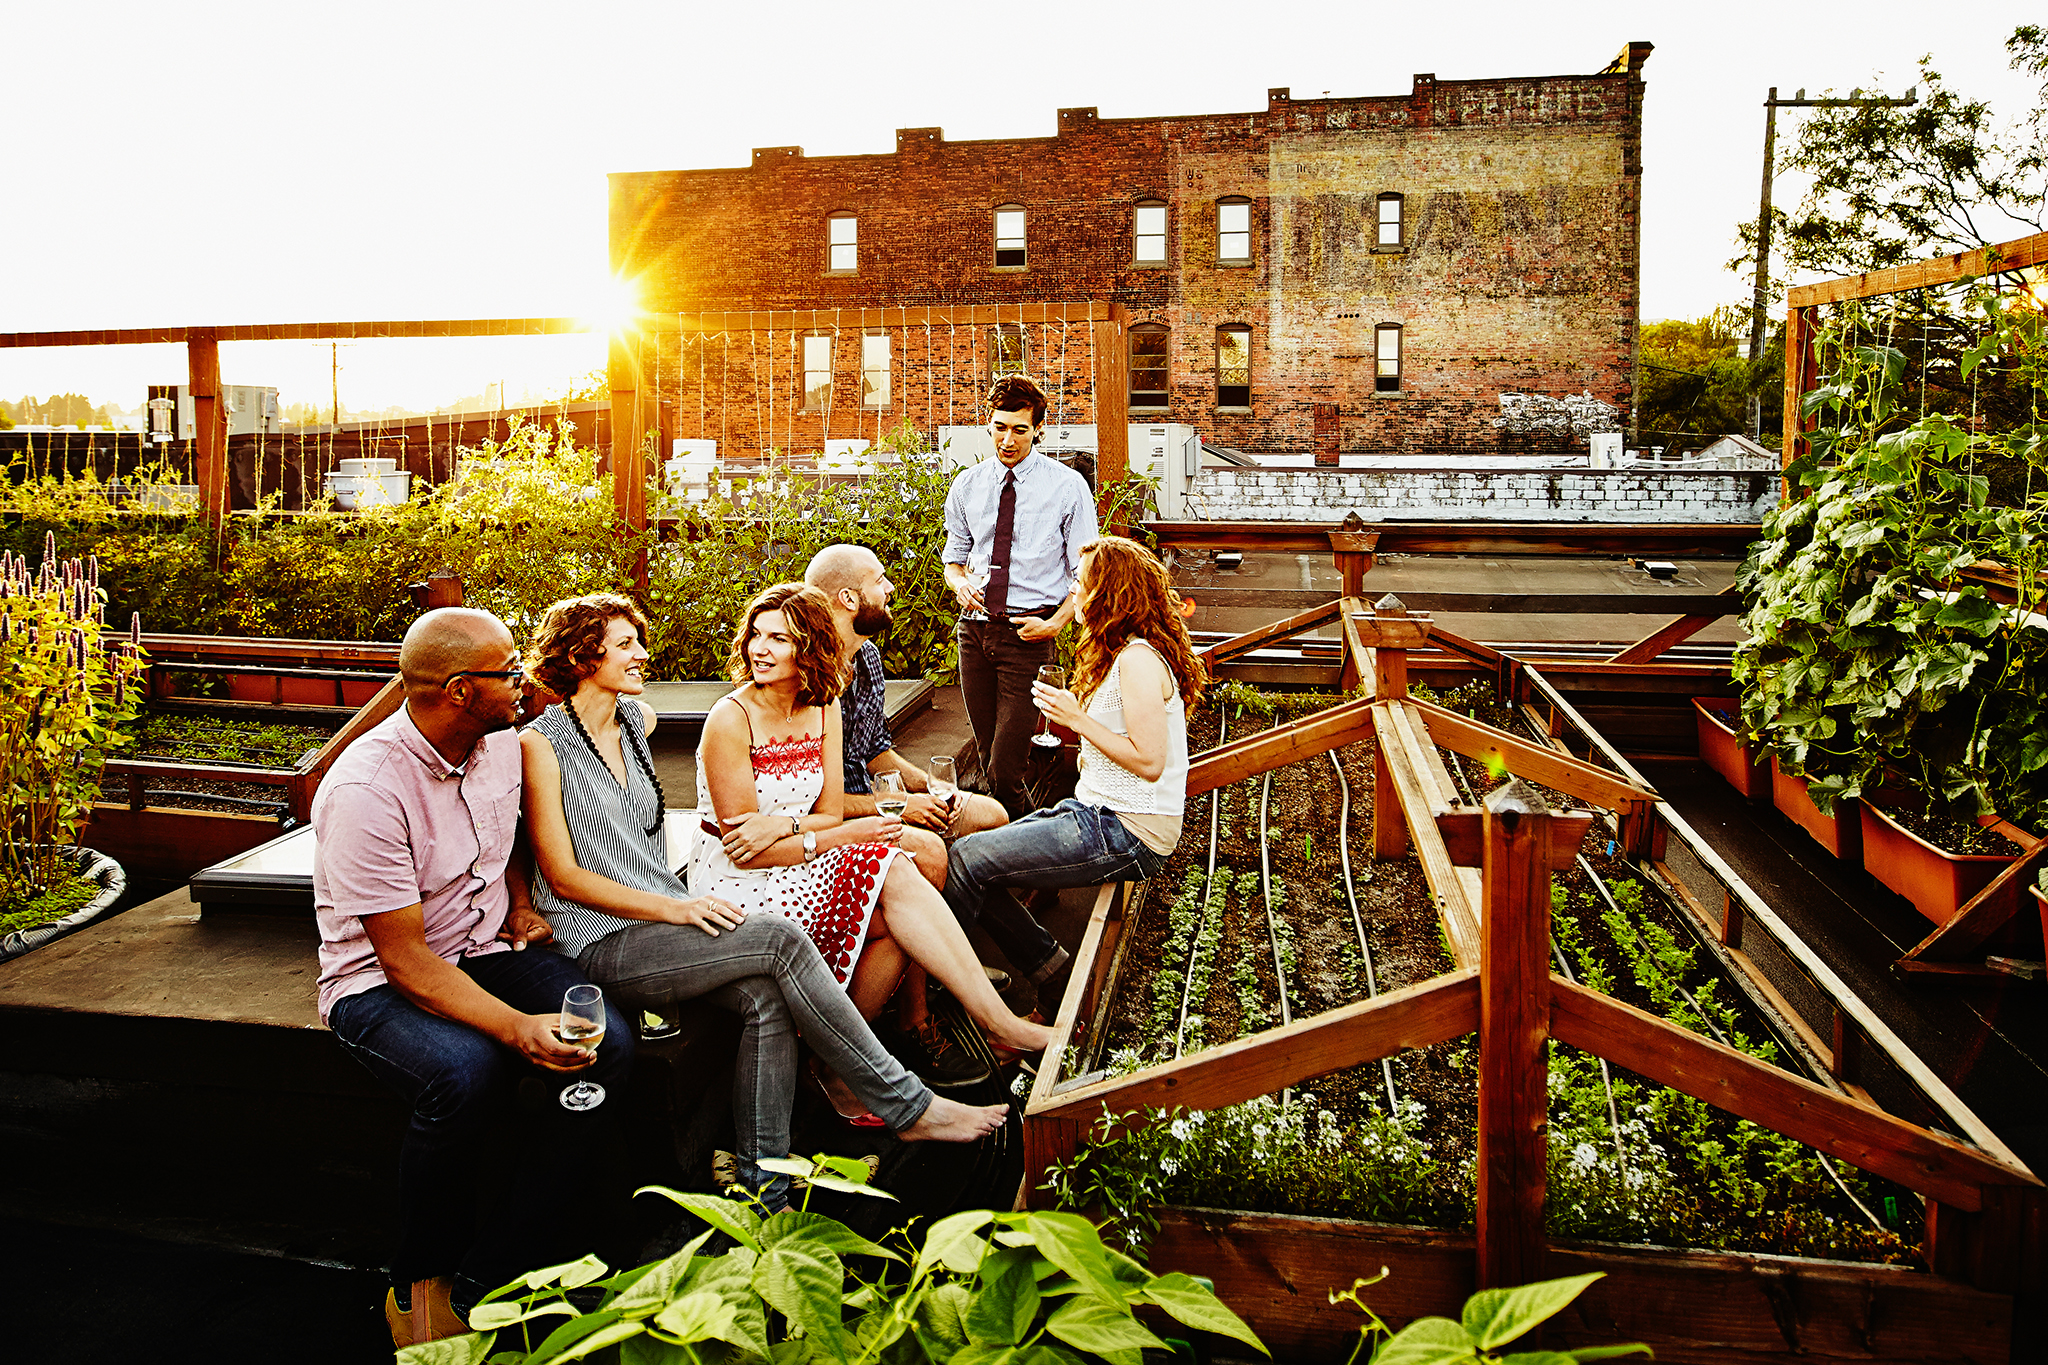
[690,707,898,988]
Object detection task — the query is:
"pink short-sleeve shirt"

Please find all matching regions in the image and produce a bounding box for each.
[312,706,522,1023]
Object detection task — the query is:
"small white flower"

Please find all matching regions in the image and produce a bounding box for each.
[1571,1142,1600,1172]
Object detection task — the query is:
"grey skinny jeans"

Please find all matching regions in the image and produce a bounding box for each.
[577,912,930,1204]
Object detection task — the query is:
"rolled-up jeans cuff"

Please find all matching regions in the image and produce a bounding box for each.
[1026,945,1071,986]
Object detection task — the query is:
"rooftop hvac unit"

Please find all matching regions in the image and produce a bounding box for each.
[144,384,283,438]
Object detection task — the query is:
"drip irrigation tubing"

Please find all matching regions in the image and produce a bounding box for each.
[1255,716,1293,1109]
[1173,705,1231,1059]
[1330,746,1399,1112]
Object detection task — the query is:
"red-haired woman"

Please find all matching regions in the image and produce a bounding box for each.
[691,584,1054,1081]
[943,536,1206,1011]
[520,593,1008,1210]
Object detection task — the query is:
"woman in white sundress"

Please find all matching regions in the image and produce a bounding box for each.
[691,583,1052,1064]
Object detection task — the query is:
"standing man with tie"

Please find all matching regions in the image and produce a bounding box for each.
[944,373,1099,819]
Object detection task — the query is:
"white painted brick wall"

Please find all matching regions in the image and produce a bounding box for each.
[1180,466,1779,523]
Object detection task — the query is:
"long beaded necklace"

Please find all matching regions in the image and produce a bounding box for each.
[562,697,667,838]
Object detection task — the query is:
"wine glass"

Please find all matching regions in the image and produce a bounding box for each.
[927,756,958,813]
[1031,666,1067,748]
[964,555,992,618]
[558,984,608,1111]
[872,770,908,820]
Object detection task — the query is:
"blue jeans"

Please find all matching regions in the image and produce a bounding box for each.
[327,947,634,1303]
[944,799,1168,981]
[578,912,930,1209]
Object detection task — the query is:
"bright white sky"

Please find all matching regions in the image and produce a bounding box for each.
[3,0,2039,417]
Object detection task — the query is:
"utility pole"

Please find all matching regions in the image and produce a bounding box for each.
[1749,85,1917,441]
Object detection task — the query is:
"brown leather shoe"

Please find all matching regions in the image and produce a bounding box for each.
[384,1276,466,1347]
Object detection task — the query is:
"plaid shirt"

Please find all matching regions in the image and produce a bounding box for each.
[840,641,892,795]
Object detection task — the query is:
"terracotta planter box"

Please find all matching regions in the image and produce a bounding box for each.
[1693,698,1768,798]
[1771,758,1860,862]
[1859,801,2020,928]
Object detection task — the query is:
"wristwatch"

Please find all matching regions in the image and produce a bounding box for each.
[802,830,818,862]
[788,813,801,837]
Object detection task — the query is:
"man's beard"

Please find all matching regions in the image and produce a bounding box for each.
[852,600,893,636]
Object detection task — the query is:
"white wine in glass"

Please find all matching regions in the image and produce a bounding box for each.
[1031,666,1066,748]
[927,756,958,810]
[872,770,908,819]
[558,984,608,1111]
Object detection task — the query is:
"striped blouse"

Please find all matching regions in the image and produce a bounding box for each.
[527,701,685,959]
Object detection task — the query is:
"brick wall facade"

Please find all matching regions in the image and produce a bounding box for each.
[613,43,1650,465]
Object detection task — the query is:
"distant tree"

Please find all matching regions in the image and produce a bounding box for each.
[1636,310,1784,450]
[562,367,609,403]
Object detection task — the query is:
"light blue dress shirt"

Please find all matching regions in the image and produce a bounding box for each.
[942,449,1099,616]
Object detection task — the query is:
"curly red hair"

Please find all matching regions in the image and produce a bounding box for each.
[727,582,845,708]
[526,594,649,699]
[1070,536,1206,710]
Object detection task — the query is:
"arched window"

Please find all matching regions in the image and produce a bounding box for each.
[1376,193,1404,250]
[1216,326,1251,408]
[1133,199,1167,265]
[1375,323,1403,393]
[827,211,858,272]
[1217,197,1251,265]
[1129,323,1169,409]
[993,205,1027,268]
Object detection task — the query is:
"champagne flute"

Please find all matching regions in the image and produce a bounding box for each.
[1031,666,1067,748]
[873,770,908,820]
[927,756,958,813]
[558,984,608,1111]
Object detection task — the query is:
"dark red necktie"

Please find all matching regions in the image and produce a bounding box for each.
[985,470,1016,620]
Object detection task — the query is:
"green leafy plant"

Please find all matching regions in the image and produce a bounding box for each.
[1331,1269,1648,1365]
[405,1153,1266,1365]
[0,536,147,915]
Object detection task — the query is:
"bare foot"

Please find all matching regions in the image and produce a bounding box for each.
[989,1013,1055,1055]
[901,1095,1008,1143]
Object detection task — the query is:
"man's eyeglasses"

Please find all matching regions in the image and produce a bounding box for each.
[439,662,525,688]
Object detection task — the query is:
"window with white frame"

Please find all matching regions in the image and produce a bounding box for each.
[1129,324,1169,408]
[803,334,833,411]
[1216,326,1251,407]
[1376,194,1404,249]
[1133,200,1167,265]
[994,205,1026,267]
[1217,198,1251,264]
[1375,323,1402,393]
[827,213,858,272]
[861,333,890,408]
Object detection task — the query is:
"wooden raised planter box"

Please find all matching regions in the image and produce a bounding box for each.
[1861,802,2022,929]
[1771,757,1861,862]
[1149,1207,2011,1365]
[1693,697,1767,798]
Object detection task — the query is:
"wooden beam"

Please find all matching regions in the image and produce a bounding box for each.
[288,675,405,822]
[1550,979,2037,1208]
[1020,881,1129,1208]
[1787,231,2048,308]
[609,331,649,590]
[0,317,593,347]
[1437,808,1593,869]
[1095,305,1129,517]
[673,303,1111,333]
[1025,969,1478,1123]
[1374,704,1481,967]
[1185,696,1376,797]
[1606,586,1740,665]
[1782,305,1816,469]
[188,331,228,530]
[1407,697,1657,812]
[1195,600,1342,666]
[1146,520,1763,559]
[1476,783,1561,1292]
[1898,839,2048,965]
[1330,530,1379,596]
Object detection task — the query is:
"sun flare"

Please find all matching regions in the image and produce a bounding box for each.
[578,274,643,336]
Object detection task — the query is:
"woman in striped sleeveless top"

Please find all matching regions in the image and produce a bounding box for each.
[944,536,1206,1014]
[519,594,1007,1208]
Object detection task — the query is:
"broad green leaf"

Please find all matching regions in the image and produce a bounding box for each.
[609,1232,716,1317]
[524,1308,625,1365]
[514,1253,610,1291]
[396,1335,493,1365]
[915,1280,973,1356]
[1373,1316,1477,1365]
[754,1245,850,1365]
[918,1210,993,1278]
[1934,593,2003,635]
[951,1346,1020,1365]
[468,1300,576,1331]
[1042,1296,1166,1356]
[653,1289,737,1341]
[1498,1354,1577,1365]
[813,1153,881,1185]
[804,1172,900,1200]
[621,1332,698,1365]
[637,1186,763,1252]
[965,1249,1042,1346]
[1142,1272,1268,1354]
[759,1155,817,1178]
[1463,1273,1604,1350]
[770,1340,817,1365]
[1563,1343,1653,1361]
[761,1208,903,1262]
[552,1319,647,1363]
[1021,1212,1122,1303]
[1102,1247,1153,1294]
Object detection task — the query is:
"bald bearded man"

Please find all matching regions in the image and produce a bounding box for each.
[315,608,633,1348]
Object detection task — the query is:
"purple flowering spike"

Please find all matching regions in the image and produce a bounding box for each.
[90,555,100,589]
[44,529,56,564]
[131,612,143,645]
[1,614,9,644]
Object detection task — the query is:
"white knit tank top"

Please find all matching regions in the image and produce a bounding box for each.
[1072,639,1187,817]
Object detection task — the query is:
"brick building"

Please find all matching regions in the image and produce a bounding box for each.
[610,41,1650,466]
